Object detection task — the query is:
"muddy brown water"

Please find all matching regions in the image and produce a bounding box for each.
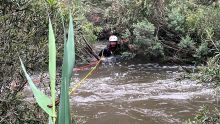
[68,61,216,124]
[24,60,217,124]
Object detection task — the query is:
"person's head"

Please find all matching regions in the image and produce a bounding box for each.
[109,35,118,47]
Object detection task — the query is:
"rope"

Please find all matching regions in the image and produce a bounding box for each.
[47,50,104,108]
[69,50,104,95]
[73,61,98,71]
[69,59,102,95]
[48,53,103,108]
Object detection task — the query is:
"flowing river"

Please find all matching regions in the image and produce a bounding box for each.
[68,59,216,124]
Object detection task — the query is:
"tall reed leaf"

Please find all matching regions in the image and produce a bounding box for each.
[58,14,75,124]
[48,116,53,124]
[19,58,53,116]
[48,18,56,118]
[67,15,75,76]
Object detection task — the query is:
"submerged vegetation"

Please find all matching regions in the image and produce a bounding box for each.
[1,0,220,123]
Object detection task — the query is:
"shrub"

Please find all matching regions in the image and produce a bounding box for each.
[132,20,164,57]
[178,35,195,49]
[185,105,220,124]
[0,0,97,123]
[193,42,210,60]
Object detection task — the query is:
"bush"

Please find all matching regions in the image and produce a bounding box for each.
[190,54,220,87]
[0,0,98,123]
[185,105,220,124]
[91,0,220,62]
[133,19,155,46]
[0,96,47,124]
[132,20,164,57]
[193,42,210,60]
[166,0,187,33]
[178,35,195,49]
[0,1,58,123]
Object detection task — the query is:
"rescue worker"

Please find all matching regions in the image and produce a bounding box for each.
[99,35,121,57]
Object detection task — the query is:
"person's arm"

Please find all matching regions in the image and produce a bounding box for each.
[99,48,112,58]
[98,49,104,57]
[98,49,107,61]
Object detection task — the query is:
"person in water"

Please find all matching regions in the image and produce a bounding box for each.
[99,35,122,57]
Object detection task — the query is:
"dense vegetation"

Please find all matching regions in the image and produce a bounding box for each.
[0,0,97,123]
[1,0,220,123]
[88,0,220,63]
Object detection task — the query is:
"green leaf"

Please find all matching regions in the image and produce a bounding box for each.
[66,14,75,77]
[58,76,70,124]
[47,0,57,5]
[58,41,70,123]
[58,14,75,124]
[48,116,53,124]
[61,15,67,46]
[19,58,53,116]
[48,18,56,118]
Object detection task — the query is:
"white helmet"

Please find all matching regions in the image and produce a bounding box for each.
[109,35,118,42]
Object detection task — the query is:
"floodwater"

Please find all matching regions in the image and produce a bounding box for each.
[69,60,217,124]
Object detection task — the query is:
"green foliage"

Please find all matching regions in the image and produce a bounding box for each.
[47,0,57,5]
[49,18,57,119]
[193,42,209,59]
[85,0,220,62]
[166,1,187,32]
[1,1,52,123]
[133,20,164,57]
[20,14,76,124]
[60,0,101,44]
[133,20,155,45]
[58,14,75,124]
[0,96,47,123]
[101,0,149,35]
[82,22,102,43]
[163,0,220,62]
[189,54,220,87]
[133,20,155,38]
[185,8,204,32]
[178,35,195,49]
[1,0,96,122]
[150,42,164,57]
[185,105,220,124]
[186,6,220,39]
[121,29,131,39]
[20,58,54,117]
